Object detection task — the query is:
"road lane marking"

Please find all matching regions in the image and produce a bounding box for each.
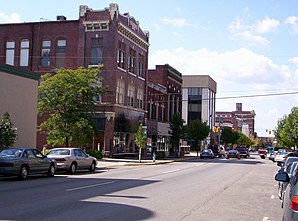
[66,181,114,192]
[262,217,268,221]
[271,195,275,199]
[163,169,181,174]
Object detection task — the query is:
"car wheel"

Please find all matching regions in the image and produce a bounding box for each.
[18,165,28,180]
[89,161,96,172]
[48,164,55,177]
[69,162,77,174]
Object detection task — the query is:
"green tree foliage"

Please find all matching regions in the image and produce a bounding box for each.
[169,113,185,154]
[274,107,298,149]
[187,120,210,151]
[0,112,17,149]
[134,124,147,162]
[38,66,106,147]
[221,128,239,145]
[237,131,252,146]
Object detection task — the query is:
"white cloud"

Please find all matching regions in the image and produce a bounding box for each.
[161,17,189,27]
[149,47,295,134]
[0,12,21,23]
[253,16,280,34]
[285,16,298,34]
[228,16,280,47]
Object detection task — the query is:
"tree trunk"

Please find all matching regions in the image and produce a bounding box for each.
[139,147,142,163]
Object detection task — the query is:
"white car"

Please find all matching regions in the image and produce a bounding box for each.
[47,148,97,174]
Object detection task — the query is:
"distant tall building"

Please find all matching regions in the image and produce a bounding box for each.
[216,103,256,136]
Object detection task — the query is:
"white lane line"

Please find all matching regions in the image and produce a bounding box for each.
[163,169,181,174]
[66,181,114,192]
[271,195,275,199]
[262,217,268,221]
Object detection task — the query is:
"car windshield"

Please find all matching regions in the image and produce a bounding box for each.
[48,149,70,155]
[0,149,23,157]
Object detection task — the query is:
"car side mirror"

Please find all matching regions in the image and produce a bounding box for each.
[275,172,290,182]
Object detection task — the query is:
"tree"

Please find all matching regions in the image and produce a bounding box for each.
[0,112,17,149]
[169,112,185,155]
[221,128,239,146]
[134,124,147,163]
[237,132,252,146]
[274,107,298,149]
[187,120,210,155]
[38,66,106,147]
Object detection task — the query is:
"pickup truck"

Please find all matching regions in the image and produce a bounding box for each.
[258,147,267,159]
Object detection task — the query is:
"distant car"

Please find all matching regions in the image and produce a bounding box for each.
[47,148,97,174]
[0,148,56,180]
[275,167,298,221]
[258,147,267,159]
[200,149,215,159]
[276,152,298,166]
[235,146,250,158]
[226,150,240,159]
[269,151,278,162]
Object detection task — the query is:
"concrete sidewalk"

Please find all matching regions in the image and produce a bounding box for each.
[97,152,199,168]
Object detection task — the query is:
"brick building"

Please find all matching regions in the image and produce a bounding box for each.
[147,64,183,155]
[0,4,149,154]
[215,103,256,137]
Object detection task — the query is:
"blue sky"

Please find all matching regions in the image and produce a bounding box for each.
[1,0,298,137]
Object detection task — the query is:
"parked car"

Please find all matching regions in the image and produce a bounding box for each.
[269,151,278,162]
[275,167,298,220]
[277,160,298,207]
[276,152,298,166]
[200,149,215,159]
[47,148,97,174]
[235,146,250,158]
[226,150,240,159]
[0,148,56,180]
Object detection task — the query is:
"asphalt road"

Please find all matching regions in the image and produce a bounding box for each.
[0,153,282,221]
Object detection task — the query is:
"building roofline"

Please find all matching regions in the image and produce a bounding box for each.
[0,64,40,81]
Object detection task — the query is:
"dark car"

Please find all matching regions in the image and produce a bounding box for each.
[275,166,298,221]
[235,146,250,158]
[0,148,57,180]
[226,150,240,159]
[200,149,215,159]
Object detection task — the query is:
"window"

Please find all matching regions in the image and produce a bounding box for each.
[117,41,125,69]
[20,39,29,67]
[138,54,145,78]
[6,41,15,66]
[56,39,66,67]
[137,88,144,109]
[116,79,125,105]
[128,83,135,107]
[41,40,51,66]
[90,38,103,65]
[128,48,136,73]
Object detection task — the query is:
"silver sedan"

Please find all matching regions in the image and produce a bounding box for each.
[47,148,97,174]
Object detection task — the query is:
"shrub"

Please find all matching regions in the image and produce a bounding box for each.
[86,149,103,159]
[156,151,165,159]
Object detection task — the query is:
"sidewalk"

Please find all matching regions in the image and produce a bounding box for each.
[97,151,199,168]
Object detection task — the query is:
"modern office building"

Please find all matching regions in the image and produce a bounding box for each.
[182,75,217,145]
